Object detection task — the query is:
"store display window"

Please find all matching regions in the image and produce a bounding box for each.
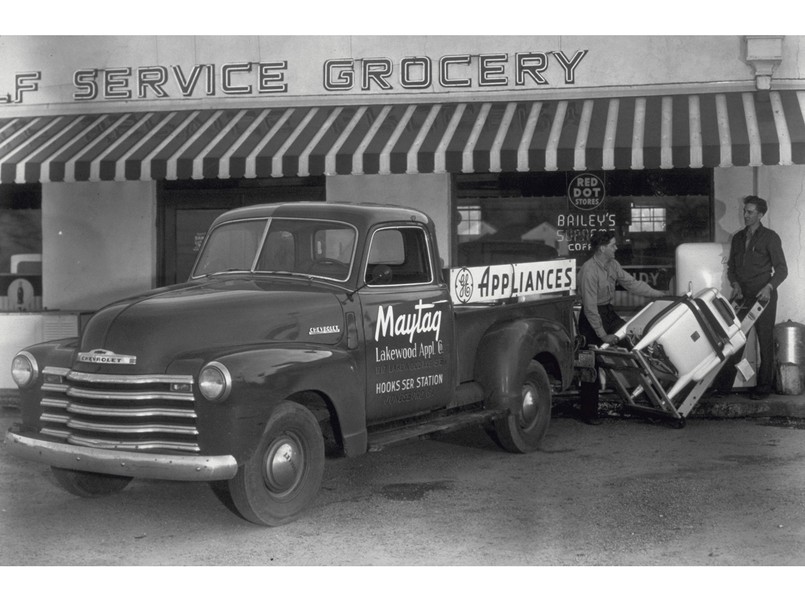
[456,170,712,308]
[0,184,42,312]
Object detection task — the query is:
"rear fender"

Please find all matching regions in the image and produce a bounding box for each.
[474,318,573,411]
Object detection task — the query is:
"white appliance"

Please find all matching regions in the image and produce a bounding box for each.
[675,242,758,388]
[595,289,766,424]
[675,242,732,296]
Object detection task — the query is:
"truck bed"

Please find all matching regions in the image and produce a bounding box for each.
[453,294,577,383]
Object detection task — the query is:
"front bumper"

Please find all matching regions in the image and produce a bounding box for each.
[4,427,238,481]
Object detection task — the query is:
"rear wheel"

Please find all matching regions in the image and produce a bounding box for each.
[490,361,552,453]
[51,467,132,497]
[224,401,325,526]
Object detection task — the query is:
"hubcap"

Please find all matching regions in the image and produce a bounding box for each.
[264,434,304,496]
[520,382,539,430]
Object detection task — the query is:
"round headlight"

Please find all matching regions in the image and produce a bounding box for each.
[198,362,232,402]
[11,351,38,388]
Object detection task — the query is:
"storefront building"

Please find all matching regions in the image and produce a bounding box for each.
[1,36,804,389]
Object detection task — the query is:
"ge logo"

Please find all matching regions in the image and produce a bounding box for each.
[454,268,474,304]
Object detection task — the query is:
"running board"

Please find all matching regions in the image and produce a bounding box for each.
[367,410,496,452]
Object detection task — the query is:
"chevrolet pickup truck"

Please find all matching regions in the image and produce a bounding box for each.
[5,202,578,526]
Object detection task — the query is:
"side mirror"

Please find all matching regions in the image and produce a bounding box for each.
[369,264,393,285]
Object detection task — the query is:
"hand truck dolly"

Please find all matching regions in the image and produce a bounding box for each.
[591,288,766,428]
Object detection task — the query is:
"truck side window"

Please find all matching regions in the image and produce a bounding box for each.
[366,227,431,285]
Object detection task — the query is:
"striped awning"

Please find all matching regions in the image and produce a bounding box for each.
[2,90,805,184]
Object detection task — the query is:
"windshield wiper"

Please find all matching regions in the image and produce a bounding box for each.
[203,268,249,277]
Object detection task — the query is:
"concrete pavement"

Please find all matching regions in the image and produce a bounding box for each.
[684,389,805,419]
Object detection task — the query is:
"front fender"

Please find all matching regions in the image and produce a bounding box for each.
[475,318,573,411]
[191,345,364,463]
[12,338,78,430]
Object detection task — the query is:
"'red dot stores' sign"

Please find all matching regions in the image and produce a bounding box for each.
[567,173,605,211]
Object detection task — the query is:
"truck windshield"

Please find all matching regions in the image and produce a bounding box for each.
[192,217,357,282]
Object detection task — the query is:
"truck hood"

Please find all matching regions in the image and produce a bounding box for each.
[75,276,347,374]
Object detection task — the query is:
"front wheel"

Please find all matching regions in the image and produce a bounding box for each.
[490,361,552,453]
[51,467,132,497]
[225,401,325,526]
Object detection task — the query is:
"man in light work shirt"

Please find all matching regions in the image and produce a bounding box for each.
[577,230,667,424]
[727,195,788,399]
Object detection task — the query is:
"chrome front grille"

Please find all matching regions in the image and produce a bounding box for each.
[38,367,199,453]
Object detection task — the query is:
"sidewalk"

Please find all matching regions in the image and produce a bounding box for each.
[554,388,805,421]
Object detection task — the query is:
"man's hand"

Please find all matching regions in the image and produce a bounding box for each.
[757,284,773,303]
[602,333,619,345]
[731,282,743,302]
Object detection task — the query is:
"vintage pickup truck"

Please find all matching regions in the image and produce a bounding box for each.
[5,202,578,526]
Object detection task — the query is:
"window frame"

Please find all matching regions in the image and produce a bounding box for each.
[629,205,668,234]
[363,224,435,288]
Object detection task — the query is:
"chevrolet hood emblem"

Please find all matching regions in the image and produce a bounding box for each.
[77,349,137,365]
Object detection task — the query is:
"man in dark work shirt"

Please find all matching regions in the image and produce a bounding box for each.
[726,195,788,399]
